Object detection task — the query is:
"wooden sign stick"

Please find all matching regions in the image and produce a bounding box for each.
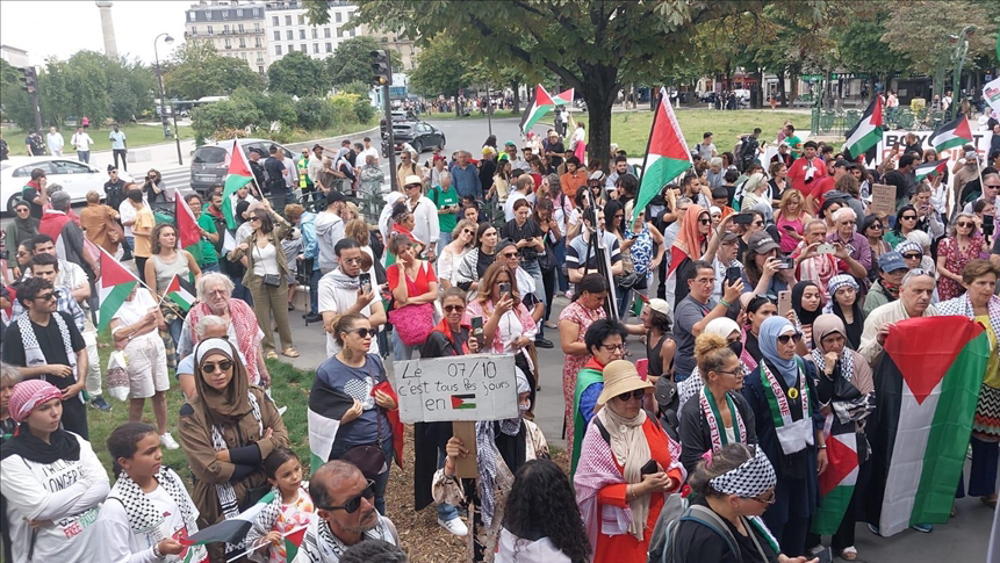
[452,421,478,479]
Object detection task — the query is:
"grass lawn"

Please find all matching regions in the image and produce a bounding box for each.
[1,123,194,158]
[576,109,809,158]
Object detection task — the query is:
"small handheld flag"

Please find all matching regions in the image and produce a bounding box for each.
[165,274,197,312]
[97,248,142,331]
[221,139,254,230]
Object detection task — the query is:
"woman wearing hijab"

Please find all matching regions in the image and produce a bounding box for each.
[792,280,824,350]
[178,338,290,563]
[0,379,110,563]
[804,314,875,562]
[823,275,864,350]
[669,204,712,307]
[434,367,548,563]
[575,360,684,563]
[679,326,759,474]
[742,316,826,558]
[5,200,39,258]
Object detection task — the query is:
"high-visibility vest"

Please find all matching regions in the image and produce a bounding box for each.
[298,157,312,188]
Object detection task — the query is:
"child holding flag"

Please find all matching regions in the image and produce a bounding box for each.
[246,448,315,563]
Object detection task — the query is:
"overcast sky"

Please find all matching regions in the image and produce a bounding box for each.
[1,0,189,66]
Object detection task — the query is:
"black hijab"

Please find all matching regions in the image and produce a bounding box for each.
[792,280,822,327]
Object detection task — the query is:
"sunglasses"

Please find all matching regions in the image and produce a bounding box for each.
[349,328,378,338]
[462,229,474,235]
[616,389,646,402]
[699,218,712,225]
[777,333,803,345]
[35,292,56,301]
[443,304,465,313]
[743,490,777,505]
[250,217,261,222]
[320,480,376,513]
[502,252,520,259]
[956,222,974,228]
[900,215,916,220]
[202,360,234,373]
[903,253,921,260]
[869,223,883,230]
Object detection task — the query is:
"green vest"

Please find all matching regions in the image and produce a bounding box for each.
[298,157,311,188]
[570,367,606,476]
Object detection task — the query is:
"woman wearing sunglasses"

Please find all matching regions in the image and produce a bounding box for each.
[742,316,826,558]
[883,204,919,248]
[575,360,684,563]
[312,314,401,516]
[669,204,712,306]
[669,444,819,563]
[936,212,991,301]
[862,214,891,282]
[437,219,478,289]
[177,338,289,563]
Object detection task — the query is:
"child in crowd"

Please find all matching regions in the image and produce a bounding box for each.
[247,448,315,563]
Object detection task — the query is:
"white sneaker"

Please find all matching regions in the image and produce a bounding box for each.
[160,432,180,450]
[438,516,468,537]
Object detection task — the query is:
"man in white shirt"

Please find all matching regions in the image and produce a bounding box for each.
[307,144,326,186]
[694,131,717,160]
[503,141,529,172]
[46,127,64,157]
[70,127,95,163]
[318,238,386,356]
[403,174,440,262]
[504,175,534,222]
[358,136,380,167]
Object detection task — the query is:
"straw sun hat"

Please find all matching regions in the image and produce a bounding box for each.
[596,360,654,406]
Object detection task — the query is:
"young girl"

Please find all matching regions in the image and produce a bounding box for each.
[95,422,208,563]
[246,448,314,563]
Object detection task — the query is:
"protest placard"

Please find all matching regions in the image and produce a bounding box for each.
[870,183,897,217]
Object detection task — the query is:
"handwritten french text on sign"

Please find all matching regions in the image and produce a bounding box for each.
[869,183,897,217]
[394,354,519,423]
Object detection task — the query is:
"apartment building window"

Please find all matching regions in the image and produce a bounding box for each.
[255,37,262,48]
[337,28,343,38]
[311,28,318,39]
[206,11,212,20]
[313,43,319,53]
[298,15,305,25]
[223,25,230,34]
[253,9,259,17]
[190,26,197,35]
[207,25,214,35]
[324,28,331,38]
[335,12,342,23]
[272,15,279,26]
[236,8,243,17]
[224,38,232,49]
[285,15,291,25]
[325,42,332,53]
[241,52,247,60]
[223,10,230,20]
[349,28,355,38]
[274,30,280,41]
[239,38,246,48]
[254,22,261,32]
[259,65,264,73]
[187,11,194,21]
[275,45,282,56]
[300,44,306,53]
[238,24,244,33]
[286,30,293,40]
[299,29,305,40]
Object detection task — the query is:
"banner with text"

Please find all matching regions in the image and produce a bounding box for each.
[875,129,995,166]
[983,77,1000,116]
[394,354,519,423]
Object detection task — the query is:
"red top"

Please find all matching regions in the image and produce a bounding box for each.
[787,156,826,196]
[809,175,835,209]
[387,260,437,296]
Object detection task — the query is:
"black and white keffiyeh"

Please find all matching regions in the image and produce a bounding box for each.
[17,312,77,380]
[110,467,195,534]
[298,513,396,563]
[709,446,776,499]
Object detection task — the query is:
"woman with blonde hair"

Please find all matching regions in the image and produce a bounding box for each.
[144,222,202,362]
[775,189,812,254]
[437,219,477,289]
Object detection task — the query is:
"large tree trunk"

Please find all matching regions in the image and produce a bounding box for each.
[778,69,788,108]
[511,81,521,116]
[580,69,618,173]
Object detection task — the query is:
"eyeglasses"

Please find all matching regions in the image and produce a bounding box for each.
[319,480,376,513]
[900,215,916,220]
[956,222,974,228]
[699,218,712,225]
[15,207,29,213]
[903,253,921,260]
[502,252,520,259]
[341,256,363,265]
[34,292,56,301]
[743,490,777,505]
[714,369,742,377]
[776,333,803,345]
[443,304,465,313]
[616,389,646,402]
[202,360,234,373]
[600,343,626,352]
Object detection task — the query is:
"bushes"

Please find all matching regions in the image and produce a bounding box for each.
[191,89,376,141]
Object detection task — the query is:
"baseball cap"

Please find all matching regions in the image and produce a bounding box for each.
[648,298,670,316]
[323,191,346,206]
[878,251,907,273]
[721,231,740,243]
[505,141,516,147]
[747,232,780,254]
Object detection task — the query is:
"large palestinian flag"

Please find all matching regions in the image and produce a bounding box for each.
[519,84,556,134]
[632,86,693,224]
[843,95,883,159]
[96,248,141,330]
[864,316,988,537]
[927,116,973,153]
[221,139,254,230]
[914,158,949,181]
[176,194,201,249]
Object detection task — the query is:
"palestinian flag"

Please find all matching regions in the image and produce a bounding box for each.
[451,394,476,409]
[632,86,693,225]
[865,316,988,537]
[176,194,201,249]
[284,526,308,562]
[181,491,274,547]
[811,432,858,535]
[96,247,141,331]
[519,84,556,134]
[553,88,574,106]
[914,158,949,181]
[165,274,197,312]
[843,95,883,159]
[222,139,253,230]
[927,116,973,153]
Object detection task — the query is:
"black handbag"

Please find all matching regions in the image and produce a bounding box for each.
[262,273,281,287]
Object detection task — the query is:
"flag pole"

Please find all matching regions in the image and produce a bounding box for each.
[631,86,665,226]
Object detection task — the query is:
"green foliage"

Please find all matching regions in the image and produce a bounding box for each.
[326,36,402,87]
[302,0,332,25]
[0,59,36,129]
[267,51,328,97]
[882,0,998,76]
[340,80,372,97]
[231,88,298,130]
[833,10,910,81]
[164,40,265,100]
[191,90,374,140]
[295,96,334,130]
[189,97,264,140]
[351,94,375,123]
[407,35,469,98]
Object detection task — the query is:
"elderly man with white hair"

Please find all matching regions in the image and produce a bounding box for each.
[859,268,938,365]
[827,206,872,273]
[176,272,269,387]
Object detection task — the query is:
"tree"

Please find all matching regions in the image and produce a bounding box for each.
[346,0,817,168]
[267,51,328,97]
[833,8,910,97]
[0,58,36,130]
[164,40,264,100]
[189,97,264,140]
[325,36,402,88]
[882,1,998,77]
[407,35,470,114]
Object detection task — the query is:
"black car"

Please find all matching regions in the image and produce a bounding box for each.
[390,121,446,154]
[190,138,293,196]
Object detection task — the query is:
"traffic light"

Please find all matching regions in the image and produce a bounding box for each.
[19,67,37,94]
[371,50,391,87]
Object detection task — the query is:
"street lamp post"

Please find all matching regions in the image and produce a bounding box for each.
[153,33,174,139]
[948,25,976,121]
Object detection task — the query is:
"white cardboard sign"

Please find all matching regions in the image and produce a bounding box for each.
[394,354,519,423]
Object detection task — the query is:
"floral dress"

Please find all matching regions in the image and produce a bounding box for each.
[558,301,606,460]
[938,234,986,301]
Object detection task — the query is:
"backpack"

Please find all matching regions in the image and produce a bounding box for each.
[648,502,744,563]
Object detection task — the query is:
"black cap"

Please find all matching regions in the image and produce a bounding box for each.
[833,159,851,169]
[324,191,346,206]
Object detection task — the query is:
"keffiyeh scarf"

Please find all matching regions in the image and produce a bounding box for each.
[212,390,263,550]
[111,467,195,533]
[709,446,776,498]
[475,368,531,528]
[297,513,396,563]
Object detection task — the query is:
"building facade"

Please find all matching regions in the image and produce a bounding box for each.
[184,0,268,74]
[263,0,359,70]
[0,45,30,68]
[370,30,418,73]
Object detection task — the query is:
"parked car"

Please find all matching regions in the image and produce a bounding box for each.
[390,121,446,154]
[2,156,135,213]
[190,138,293,196]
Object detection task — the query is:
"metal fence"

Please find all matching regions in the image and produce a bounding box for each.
[810,107,949,136]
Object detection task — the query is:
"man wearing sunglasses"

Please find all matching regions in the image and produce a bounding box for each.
[298,460,400,561]
[318,238,386,357]
[2,277,89,439]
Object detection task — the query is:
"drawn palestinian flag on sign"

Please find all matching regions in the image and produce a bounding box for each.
[451,394,476,409]
[865,316,988,537]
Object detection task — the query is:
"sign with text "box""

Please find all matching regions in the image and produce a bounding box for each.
[394,354,519,423]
